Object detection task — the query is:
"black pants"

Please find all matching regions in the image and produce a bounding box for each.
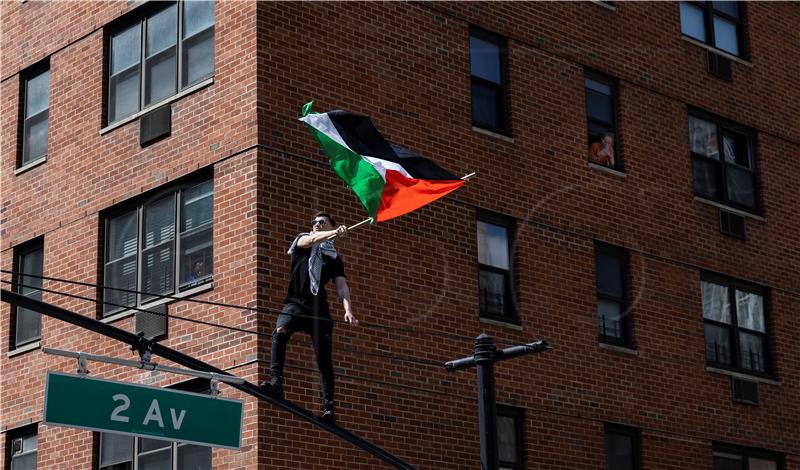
[270,304,335,405]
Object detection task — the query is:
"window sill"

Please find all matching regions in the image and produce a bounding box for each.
[100,77,214,135]
[101,282,213,324]
[14,156,47,175]
[598,342,638,355]
[587,161,626,177]
[480,316,523,330]
[681,36,753,67]
[472,126,514,143]
[693,197,765,221]
[705,366,780,385]
[7,340,41,357]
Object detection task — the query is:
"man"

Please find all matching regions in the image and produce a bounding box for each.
[264,212,358,424]
[588,132,615,167]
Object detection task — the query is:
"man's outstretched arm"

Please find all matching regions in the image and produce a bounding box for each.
[335,276,358,325]
[297,226,348,248]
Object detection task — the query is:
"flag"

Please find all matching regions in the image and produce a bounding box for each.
[299,102,465,222]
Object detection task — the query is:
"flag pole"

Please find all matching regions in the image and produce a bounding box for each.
[462,172,476,181]
[327,217,373,241]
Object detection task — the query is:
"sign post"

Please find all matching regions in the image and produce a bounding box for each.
[44,372,243,449]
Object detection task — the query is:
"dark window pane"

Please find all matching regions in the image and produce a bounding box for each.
[104,256,138,314]
[477,221,509,270]
[714,455,744,470]
[735,291,764,332]
[470,36,501,84]
[722,133,749,167]
[692,157,721,199]
[680,2,706,41]
[25,70,50,117]
[146,5,177,56]
[748,458,778,470]
[10,453,36,470]
[739,332,765,372]
[701,281,730,323]
[144,47,177,105]
[137,447,171,470]
[689,116,719,159]
[606,432,634,470]
[596,252,623,298]
[182,180,213,231]
[100,433,133,468]
[497,415,518,464]
[586,89,613,124]
[180,227,212,287]
[479,269,507,317]
[705,323,732,365]
[182,27,214,87]
[725,165,756,208]
[184,1,214,38]
[598,299,624,339]
[111,24,141,75]
[713,1,740,18]
[471,82,500,129]
[139,438,170,453]
[713,16,739,55]
[109,66,141,122]
[22,110,48,164]
[143,196,176,249]
[141,245,174,302]
[15,246,43,346]
[108,211,138,261]
[177,444,212,470]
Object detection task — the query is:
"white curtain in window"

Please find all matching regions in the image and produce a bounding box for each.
[736,291,764,332]
[701,281,730,323]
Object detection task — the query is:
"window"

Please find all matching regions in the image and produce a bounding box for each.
[595,243,631,346]
[702,276,770,375]
[108,1,214,124]
[497,406,524,470]
[680,1,744,57]
[12,240,44,348]
[9,427,38,470]
[477,212,515,321]
[19,65,50,167]
[688,112,757,212]
[470,28,509,134]
[713,443,783,470]
[585,71,620,170]
[103,178,213,316]
[99,434,211,470]
[605,424,640,470]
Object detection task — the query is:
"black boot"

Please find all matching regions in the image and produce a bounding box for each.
[321,401,336,424]
[259,375,284,399]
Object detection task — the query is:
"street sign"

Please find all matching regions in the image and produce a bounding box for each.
[43,372,243,449]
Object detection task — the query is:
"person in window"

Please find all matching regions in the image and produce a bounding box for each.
[589,132,615,167]
[263,212,358,424]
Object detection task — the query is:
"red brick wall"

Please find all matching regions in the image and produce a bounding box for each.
[2,1,798,469]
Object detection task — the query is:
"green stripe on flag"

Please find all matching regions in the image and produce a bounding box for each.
[306,126,385,220]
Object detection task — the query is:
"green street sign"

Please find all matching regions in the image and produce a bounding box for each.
[44,372,243,449]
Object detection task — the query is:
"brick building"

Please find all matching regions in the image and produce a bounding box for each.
[2,1,798,469]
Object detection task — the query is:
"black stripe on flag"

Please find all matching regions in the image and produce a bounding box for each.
[328,111,460,181]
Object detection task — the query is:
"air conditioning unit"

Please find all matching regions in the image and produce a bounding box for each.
[731,377,758,405]
[707,51,732,81]
[136,303,168,340]
[139,104,172,146]
[719,209,746,239]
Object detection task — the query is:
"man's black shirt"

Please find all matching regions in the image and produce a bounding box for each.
[283,242,346,318]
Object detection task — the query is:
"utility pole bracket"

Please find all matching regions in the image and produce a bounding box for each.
[131,332,154,363]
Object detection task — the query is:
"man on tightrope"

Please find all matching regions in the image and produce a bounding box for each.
[263,211,358,424]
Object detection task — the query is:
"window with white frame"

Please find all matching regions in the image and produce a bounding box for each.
[107,1,214,124]
[103,178,213,316]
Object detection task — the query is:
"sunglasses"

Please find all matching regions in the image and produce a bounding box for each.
[312,219,328,226]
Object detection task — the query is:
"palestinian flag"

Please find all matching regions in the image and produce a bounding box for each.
[299,102,465,222]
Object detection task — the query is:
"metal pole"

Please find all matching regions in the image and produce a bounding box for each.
[474,333,498,470]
